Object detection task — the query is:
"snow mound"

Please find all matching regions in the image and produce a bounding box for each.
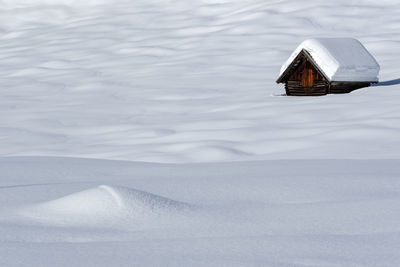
[16,185,191,227]
[279,38,380,82]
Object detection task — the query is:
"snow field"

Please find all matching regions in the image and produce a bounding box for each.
[1,157,400,266]
[0,0,400,162]
[1,0,400,266]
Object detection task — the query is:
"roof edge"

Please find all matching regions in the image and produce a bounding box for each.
[276,49,330,83]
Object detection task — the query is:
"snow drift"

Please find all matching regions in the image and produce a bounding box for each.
[15,185,191,227]
[1,157,400,266]
[0,0,399,162]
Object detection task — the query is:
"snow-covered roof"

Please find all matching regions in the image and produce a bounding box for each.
[278,38,380,82]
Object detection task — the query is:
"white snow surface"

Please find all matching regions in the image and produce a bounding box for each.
[13,184,191,227]
[279,38,380,82]
[1,0,400,266]
[0,0,399,162]
[1,157,400,267]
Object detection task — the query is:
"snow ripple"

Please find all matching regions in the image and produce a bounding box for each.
[0,0,399,162]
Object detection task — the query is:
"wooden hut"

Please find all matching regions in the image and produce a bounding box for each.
[276,38,380,96]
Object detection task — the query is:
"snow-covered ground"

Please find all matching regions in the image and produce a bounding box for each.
[2,157,400,266]
[1,0,400,162]
[1,0,400,266]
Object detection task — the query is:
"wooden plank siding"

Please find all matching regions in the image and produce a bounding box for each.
[286,59,329,96]
[329,82,371,94]
[285,81,328,96]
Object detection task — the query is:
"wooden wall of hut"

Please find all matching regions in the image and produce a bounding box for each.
[329,82,371,94]
[286,60,328,96]
[284,59,372,96]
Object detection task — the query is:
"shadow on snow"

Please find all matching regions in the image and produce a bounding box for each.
[372,78,400,87]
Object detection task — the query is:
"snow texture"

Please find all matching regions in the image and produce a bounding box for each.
[0,0,399,162]
[13,185,191,228]
[0,0,400,266]
[1,157,400,267]
[279,38,380,82]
